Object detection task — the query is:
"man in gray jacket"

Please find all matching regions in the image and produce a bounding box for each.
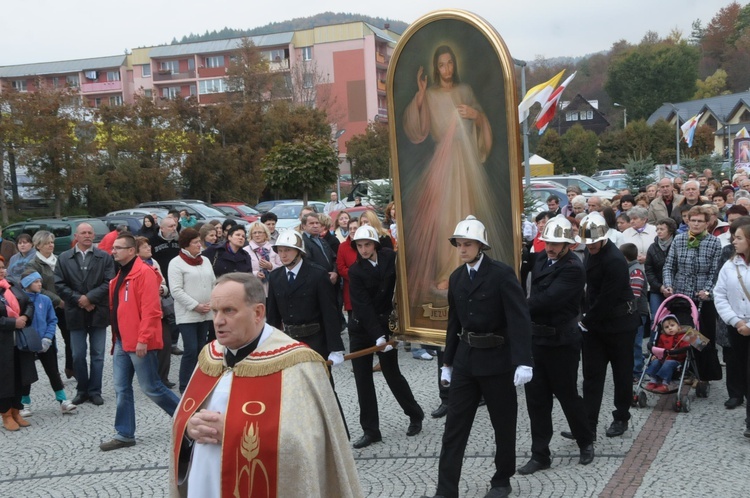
[648,178,684,225]
[54,223,115,406]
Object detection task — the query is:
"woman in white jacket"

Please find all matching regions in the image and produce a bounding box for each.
[168,228,215,394]
[713,218,750,439]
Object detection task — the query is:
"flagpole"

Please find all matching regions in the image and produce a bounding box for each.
[665,102,680,169]
[514,58,531,190]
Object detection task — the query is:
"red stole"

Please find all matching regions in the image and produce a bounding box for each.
[173,341,282,498]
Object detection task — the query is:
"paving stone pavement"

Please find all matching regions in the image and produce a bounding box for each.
[1,330,748,497]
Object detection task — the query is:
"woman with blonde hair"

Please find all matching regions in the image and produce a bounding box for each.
[359,210,394,250]
[334,211,351,243]
[243,221,281,296]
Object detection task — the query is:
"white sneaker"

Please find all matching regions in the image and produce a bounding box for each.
[20,406,32,417]
[415,352,434,361]
[60,400,77,414]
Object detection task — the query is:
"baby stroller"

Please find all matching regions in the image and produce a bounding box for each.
[633,294,703,413]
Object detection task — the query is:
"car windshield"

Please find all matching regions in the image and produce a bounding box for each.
[585,177,610,190]
[270,204,302,219]
[189,203,226,217]
[237,205,259,215]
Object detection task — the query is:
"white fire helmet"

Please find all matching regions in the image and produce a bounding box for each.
[272,230,306,255]
[575,212,608,244]
[449,215,490,250]
[351,225,381,249]
[541,215,576,244]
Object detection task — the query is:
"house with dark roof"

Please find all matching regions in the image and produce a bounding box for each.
[548,94,610,135]
[648,91,750,157]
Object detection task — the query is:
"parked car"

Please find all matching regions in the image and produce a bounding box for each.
[2,217,109,255]
[527,187,569,208]
[99,216,143,235]
[532,174,616,200]
[254,199,301,214]
[597,175,629,191]
[135,200,250,227]
[592,169,626,178]
[269,201,327,232]
[345,179,391,207]
[106,208,170,221]
[213,202,260,222]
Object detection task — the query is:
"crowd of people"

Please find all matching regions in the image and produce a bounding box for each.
[3,167,750,496]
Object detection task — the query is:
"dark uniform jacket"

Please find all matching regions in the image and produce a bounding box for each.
[266,259,344,358]
[582,240,638,333]
[302,233,337,274]
[348,248,397,342]
[0,283,36,399]
[54,247,115,330]
[528,249,586,347]
[201,243,254,277]
[444,256,533,376]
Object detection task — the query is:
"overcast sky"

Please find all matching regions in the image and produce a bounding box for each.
[1,0,735,66]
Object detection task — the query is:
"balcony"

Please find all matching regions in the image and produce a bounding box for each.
[198,66,227,78]
[80,81,122,93]
[377,79,386,92]
[376,52,389,68]
[269,59,290,72]
[153,70,196,82]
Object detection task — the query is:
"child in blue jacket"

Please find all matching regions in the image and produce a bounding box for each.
[19,270,76,415]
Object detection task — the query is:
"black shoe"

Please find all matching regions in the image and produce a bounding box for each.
[431,403,449,418]
[99,439,136,451]
[72,393,89,405]
[744,427,750,438]
[579,443,595,465]
[606,420,628,437]
[171,346,183,355]
[560,430,575,440]
[163,380,176,389]
[517,459,550,475]
[407,418,423,436]
[484,485,512,498]
[725,397,743,409]
[352,433,381,449]
[90,395,104,406]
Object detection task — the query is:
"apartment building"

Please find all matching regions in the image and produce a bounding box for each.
[0,21,398,160]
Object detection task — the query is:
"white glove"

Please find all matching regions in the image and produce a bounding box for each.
[327,351,345,367]
[440,366,453,386]
[376,336,393,353]
[578,321,588,333]
[41,338,52,353]
[514,365,533,387]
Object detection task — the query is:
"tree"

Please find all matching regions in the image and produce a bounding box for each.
[225,38,278,103]
[605,40,700,120]
[624,155,655,191]
[345,121,390,181]
[534,129,563,174]
[650,119,679,164]
[693,69,728,98]
[261,135,339,203]
[560,125,598,176]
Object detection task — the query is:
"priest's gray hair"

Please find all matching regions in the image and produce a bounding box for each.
[215,272,266,306]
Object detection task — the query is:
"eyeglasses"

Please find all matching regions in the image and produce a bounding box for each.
[688,219,707,224]
[112,245,135,251]
[251,231,266,235]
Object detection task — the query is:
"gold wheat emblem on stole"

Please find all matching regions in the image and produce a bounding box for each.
[234,421,270,497]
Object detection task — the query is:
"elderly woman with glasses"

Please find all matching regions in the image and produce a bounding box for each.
[243,222,281,297]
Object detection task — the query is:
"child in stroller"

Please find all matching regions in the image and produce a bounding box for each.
[645,314,691,393]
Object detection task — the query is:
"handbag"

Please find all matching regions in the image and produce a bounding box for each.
[16,326,43,353]
[161,295,176,318]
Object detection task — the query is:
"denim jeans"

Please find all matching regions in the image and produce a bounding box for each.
[70,327,107,396]
[112,340,180,441]
[646,358,680,383]
[178,321,211,392]
[649,292,665,323]
[634,314,648,377]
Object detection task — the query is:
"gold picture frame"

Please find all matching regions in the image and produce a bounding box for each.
[388,9,523,345]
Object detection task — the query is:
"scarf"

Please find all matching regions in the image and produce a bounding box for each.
[35,251,58,270]
[687,230,707,249]
[657,235,673,252]
[0,280,21,318]
[178,249,204,266]
[252,244,271,279]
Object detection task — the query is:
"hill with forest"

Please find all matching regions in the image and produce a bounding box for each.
[172,12,407,45]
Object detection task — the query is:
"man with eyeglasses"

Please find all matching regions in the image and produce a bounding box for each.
[99,233,179,451]
[55,223,115,406]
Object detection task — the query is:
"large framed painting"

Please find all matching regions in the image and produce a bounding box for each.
[388,10,523,345]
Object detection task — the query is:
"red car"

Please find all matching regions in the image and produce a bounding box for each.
[213,202,261,222]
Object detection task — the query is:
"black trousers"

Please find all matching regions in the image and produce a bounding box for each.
[525,343,592,463]
[694,301,723,381]
[437,369,517,497]
[22,343,64,397]
[582,329,635,431]
[0,349,26,412]
[724,345,745,400]
[350,330,423,437]
[55,307,73,372]
[728,326,750,427]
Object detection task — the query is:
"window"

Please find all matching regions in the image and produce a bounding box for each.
[163,87,180,99]
[301,47,312,61]
[107,71,120,82]
[144,89,153,99]
[109,95,123,106]
[586,110,593,120]
[188,58,195,71]
[94,98,102,107]
[66,75,79,87]
[141,64,151,77]
[204,56,225,68]
[190,85,197,96]
[11,80,27,92]
[52,77,60,88]
[198,78,227,94]
[303,73,314,89]
[160,61,179,74]
[566,111,578,121]
[265,49,285,62]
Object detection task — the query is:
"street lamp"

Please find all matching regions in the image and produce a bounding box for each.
[333,128,346,199]
[664,103,681,168]
[513,58,530,189]
[613,102,627,128]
